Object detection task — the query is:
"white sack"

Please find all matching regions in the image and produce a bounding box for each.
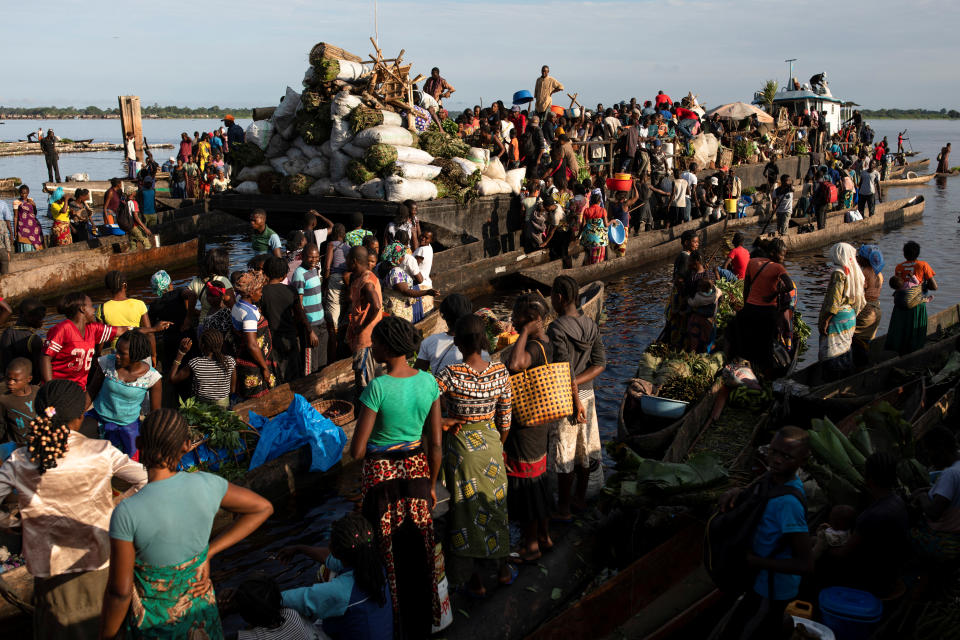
[303,156,329,178]
[308,178,335,196]
[268,157,289,175]
[302,66,316,88]
[335,60,367,82]
[396,162,442,180]
[329,151,350,181]
[235,181,260,194]
[237,164,273,181]
[381,111,403,127]
[282,157,307,176]
[353,125,414,148]
[264,133,290,159]
[272,87,301,140]
[342,142,365,159]
[334,178,362,198]
[450,157,479,176]
[690,133,720,170]
[384,176,438,202]
[359,178,385,200]
[332,90,363,118]
[67,172,89,182]
[330,118,354,151]
[394,146,434,165]
[505,168,526,195]
[284,147,305,161]
[293,137,322,159]
[477,176,499,196]
[483,156,507,181]
[493,179,513,195]
[320,141,333,157]
[468,147,490,170]
[246,120,273,150]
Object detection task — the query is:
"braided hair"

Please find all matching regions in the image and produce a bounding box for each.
[512,292,549,324]
[105,270,127,294]
[200,329,227,368]
[234,576,284,630]
[118,330,151,363]
[330,513,386,606]
[139,409,190,470]
[372,315,422,358]
[551,275,580,306]
[29,380,86,474]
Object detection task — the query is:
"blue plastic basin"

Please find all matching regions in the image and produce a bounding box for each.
[818,587,881,640]
[512,90,533,104]
[608,220,626,245]
[640,394,689,419]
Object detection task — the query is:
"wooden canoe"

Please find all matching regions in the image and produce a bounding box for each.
[897,158,930,171]
[42,176,172,205]
[834,378,925,435]
[0,209,246,304]
[912,381,958,440]
[518,217,728,290]
[774,196,923,254]
[881,173,935,188]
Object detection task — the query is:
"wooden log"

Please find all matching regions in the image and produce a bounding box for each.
[117,96,144,162]
[309,42,362,64]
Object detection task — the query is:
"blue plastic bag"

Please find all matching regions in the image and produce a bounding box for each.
[247,394,347,472]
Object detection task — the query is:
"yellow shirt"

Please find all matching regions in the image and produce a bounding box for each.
[50,200,69,223]
[100,298,147,328]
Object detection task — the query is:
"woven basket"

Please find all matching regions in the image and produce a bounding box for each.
[309,42,363,65]
[311,399,354,426]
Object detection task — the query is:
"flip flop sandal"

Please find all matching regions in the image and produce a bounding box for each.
[498,563,520,586]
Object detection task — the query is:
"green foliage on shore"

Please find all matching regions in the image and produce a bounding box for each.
[0,105,254,119]
[860,108,960,120]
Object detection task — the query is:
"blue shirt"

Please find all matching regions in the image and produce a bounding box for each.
[232,298,261,333]
[751,475,807,600]
[110,471,228,567]
[92,355,160,425]
[282,555,353,619]
[292,266,324,324]
[0,200,12,222]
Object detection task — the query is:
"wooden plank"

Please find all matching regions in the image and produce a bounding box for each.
[117,96,144,162]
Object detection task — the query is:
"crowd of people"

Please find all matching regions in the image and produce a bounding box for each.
[0,193,610,637]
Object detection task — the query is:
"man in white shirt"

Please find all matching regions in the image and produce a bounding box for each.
[603,109,621,139]
[669,167,689,225]
[680,163,699,220]
[413,230,434,289]
[124,132,137,179]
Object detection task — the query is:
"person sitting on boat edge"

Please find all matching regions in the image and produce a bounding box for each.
[716,427,813,640]
[911,427,960,563]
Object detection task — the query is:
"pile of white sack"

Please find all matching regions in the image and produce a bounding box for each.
[231,42,525,202]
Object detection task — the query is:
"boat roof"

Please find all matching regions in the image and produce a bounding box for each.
[771,89,844,104]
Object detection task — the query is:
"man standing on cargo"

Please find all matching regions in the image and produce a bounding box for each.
[40,129,61,183]
[423,67,455,106]
[223,114,245,179]
[534,65,564,116]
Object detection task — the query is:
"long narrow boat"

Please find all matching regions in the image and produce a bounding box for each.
[518,217,728,290]
[0,209,246,303]
[881,173,935,188]
[776,196,923,254]
[41,176,172,205]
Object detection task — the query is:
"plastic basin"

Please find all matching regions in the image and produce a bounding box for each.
[512,90,533,104]
[606,177,633,192]
[608,220,625,245]
[566,107,581,119]
[818,587,881,640]
[614,173,632,181]
[640,395,689,419]
[791,617,836,640]
[550,105,565,116]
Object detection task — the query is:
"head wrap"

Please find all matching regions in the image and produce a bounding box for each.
[51,187,64,203]
[234,271,267,298]
[150,270,171,296]
[380,242,407,268]
[829,242,866,314]
[856,244,884,275]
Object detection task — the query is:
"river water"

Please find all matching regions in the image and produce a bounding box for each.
[2,118,959,632]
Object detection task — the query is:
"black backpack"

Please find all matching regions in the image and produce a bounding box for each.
[520,130,537,161]
[116,196,134,232]
[703,474,806,595]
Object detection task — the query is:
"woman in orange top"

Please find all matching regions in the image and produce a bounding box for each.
[885,240,937,355]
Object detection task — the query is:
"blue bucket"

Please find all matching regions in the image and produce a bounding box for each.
[608,220,626,245]
[512,90,533,105]
[818,587,882,640]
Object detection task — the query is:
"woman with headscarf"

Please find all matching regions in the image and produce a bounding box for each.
[853,245,885,366]
[818,242,866,381]
[231,270,278,399]
[578,189,608,264]
[49,186,72,246]
[380,242,437,324]
[12,184,43,252]
[197,133,212,173]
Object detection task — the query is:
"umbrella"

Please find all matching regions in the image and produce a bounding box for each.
[706,101,774,123]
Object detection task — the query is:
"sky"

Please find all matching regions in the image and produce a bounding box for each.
[2,0,958,112]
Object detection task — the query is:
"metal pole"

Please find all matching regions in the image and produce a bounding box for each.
[785,58,797,88]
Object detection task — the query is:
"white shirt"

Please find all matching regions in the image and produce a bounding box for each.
[125,138,136,161]
[312,228,328,247]
[414,244,434,287]
[680,171,698,188]
[402,253,421,281]
[419,333,490,373]
[603,116,621,138]
[670,178,689,208]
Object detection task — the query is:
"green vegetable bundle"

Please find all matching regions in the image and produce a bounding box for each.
[440,118,459,136]
[809,417,865,487]
[298,119,331,145]
[347,160,375,184]
[315,58,340,82]
[229,142,264,171]
[349,105,384,133]
[301,89,326,111]
[418,127,470,158]
[179,397,252,453]
[282,173,315,195]
[364,143,399,174]
[794,312,811,354]
[256,171,282,195]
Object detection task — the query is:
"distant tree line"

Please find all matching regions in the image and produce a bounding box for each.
[0,104,254,119]
[861,108,960,120]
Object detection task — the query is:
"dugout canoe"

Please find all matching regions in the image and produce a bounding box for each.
[774,196,924,254]
[898,158,930,171]
[881,173,935,188]
[42,176,172,205]
[0,208,246,303]
[517,217,728,290]
[912,380,958,440]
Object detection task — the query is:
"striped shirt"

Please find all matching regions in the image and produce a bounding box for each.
[435,362,512,429]
[231,299,261,333]
[187,356,236,403]
[291,266,325,324]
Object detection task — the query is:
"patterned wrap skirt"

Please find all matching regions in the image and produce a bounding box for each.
[361,447,441,635]
[442,420,509,559]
